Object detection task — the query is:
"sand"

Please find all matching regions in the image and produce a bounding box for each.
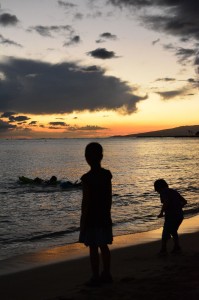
[1,215,199,300]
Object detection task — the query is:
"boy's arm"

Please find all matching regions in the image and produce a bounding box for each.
[157,195,169,218]
[158,203,166,218]
[180,195,187,207]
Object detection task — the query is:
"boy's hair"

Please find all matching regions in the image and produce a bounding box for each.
[154,179,169,192]
[85,142,103,162]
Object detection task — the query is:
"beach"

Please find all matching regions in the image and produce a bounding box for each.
[1,215,199,300]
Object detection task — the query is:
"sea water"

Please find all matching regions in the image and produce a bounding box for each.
[0,138,199,261]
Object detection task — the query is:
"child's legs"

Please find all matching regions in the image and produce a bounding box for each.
[161,221,171,250]
[99,244,111,275]
[89,246,100,278]
[170,217,183,247]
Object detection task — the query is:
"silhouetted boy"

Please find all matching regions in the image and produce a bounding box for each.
[154,179,187,255]
[79,142,113,286]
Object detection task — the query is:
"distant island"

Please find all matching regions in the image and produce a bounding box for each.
[111,125,199,138]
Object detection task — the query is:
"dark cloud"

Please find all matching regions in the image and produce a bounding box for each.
[175,47,196,64]
[74,13,84,20]
[49,121,68,126]
[155,77,176,82]
[64,35,81,46]
[108,0,199,72]
[156,88,187,100]
[68,125,107,131]
[0,34,22,47]
[81,65,102,72]
[29,121,37,125]
[1,112,30,122]
[87,48,117,59]
[79,125,108,131]
[28,25,72,37]
[152,38,160,45]
[57,1,77,9]
[0,120,16,131]
[0,57,146,115]
[96,32,117,43]
[101,32,117,39]
[108,0,199,40]
[9,115,30,122]
[0,13,19,26]
[1,111,16,118]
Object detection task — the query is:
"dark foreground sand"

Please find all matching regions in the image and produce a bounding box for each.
[1,216,199,300]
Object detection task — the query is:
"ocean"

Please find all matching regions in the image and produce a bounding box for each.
[0,137,199,261]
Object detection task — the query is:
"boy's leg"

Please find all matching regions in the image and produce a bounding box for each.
[99,245,112,283]
[89,246,100,279]
[100,244,111,274]
[171,218,183,252]
[160,221,171,254]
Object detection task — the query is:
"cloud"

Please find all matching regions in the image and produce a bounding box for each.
[108,0,199,72]
[9,115,31,122]
[49,121,68,126]
[155,77,176,82]
[1,111,16,118]
[0,13,19,26]
[175,47,196,64]
[28,25,72,37]
[68,125,108,131]
[0,119,16,132]
[64,35,81,46]
[108,0,199,40]
[152,38,160,46]
[87,48,117,59]
[81,65,102,72]
[57,1,77,9]
[0,57,146,115]
[96,32,117,43]
[29,121,37,125]
[1,112,30,122]
[0,34,22,47]
[156,88,188,100]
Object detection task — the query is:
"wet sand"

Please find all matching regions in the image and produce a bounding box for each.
[1,215,199,300]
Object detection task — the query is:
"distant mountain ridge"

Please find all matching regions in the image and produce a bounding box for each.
[111,125,199,138]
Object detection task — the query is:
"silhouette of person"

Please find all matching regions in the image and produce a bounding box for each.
[154,179,187,255]
[79,142,113,286]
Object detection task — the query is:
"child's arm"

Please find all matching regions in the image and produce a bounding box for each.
[158,207,164,218]
[180,195,187,207]
[157,195,168,218]
[80,181,90,231]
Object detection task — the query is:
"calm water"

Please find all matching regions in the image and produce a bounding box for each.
[0,138,199,261]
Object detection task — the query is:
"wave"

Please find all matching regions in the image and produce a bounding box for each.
[0,227,80,245]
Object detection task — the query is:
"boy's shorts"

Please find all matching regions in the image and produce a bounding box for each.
[79,225,113,247]
[162,216,183,241]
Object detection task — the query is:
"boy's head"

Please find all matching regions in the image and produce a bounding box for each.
[154,179,168,193]
[85,142,103,166]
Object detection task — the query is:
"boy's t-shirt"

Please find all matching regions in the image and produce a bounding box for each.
[160,188,186,219]
[81,167,112,227]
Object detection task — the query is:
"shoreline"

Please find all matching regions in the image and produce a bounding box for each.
[1,214,199,276]
[1,215,199,300]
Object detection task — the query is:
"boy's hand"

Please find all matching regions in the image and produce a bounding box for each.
[158,212,163,218]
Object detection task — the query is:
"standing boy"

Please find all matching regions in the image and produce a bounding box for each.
[79,142,113,286]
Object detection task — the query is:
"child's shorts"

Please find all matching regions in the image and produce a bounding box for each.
[79,225,113,247]
[162,216,183,241]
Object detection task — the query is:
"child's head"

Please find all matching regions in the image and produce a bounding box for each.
[154,179,169,193]
[85,142,103,167]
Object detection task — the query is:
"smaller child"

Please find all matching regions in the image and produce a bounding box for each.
[154,179,187,254]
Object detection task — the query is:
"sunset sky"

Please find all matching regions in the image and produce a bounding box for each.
[0,0,199,138]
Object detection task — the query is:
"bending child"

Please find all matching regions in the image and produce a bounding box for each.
[154,179,187,255]
[79,142,113,286]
